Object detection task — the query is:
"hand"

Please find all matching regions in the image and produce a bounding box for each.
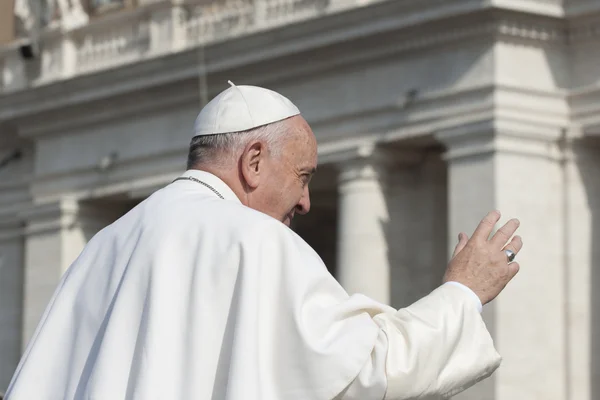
[443,210,523,305]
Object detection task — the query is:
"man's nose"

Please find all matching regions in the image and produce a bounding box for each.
[296,187,311,215]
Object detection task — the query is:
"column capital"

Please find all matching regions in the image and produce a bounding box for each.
[318,139,423,181]
[19,197,121,237]
[435,118,566,162]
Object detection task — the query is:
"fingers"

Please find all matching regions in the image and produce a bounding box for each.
[491,218,520,249]
[472,210,501,242]
[502,235,523,258]
[503,236,522,283]
[507,261,520,280]
[452,232,469,258]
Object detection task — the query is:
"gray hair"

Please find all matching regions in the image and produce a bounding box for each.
[187,119,291,169]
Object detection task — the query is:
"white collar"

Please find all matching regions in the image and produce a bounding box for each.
[177,170,242,204]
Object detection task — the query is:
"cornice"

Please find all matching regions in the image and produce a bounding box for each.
[581,123,600,137]
[2,4,591,131]
[0,0,484,114]
[28,150,185,204]
[319,139,423,168]
[435,117,566,161]
[490,0,565,17]
[8,197,122,236]
[21,83,572,201]
[496,17,566,44]
[565,1,600,18]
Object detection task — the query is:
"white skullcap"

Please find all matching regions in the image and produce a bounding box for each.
[192,81,301,137]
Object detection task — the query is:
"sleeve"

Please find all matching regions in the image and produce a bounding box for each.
[339,284,501,400]
[250,220,500,400]
[444,281,483,313]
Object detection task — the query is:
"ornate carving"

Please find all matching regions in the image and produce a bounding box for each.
[56,0,89,30]
[6,0,600,93]
[14,0,89,36]
[13,0,36,38]
[497,19,566,43]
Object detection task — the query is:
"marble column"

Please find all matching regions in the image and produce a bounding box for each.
[564,138,600,400]
[336,148,391,304]
[437,122,569,400]
[333,145,445,308]
[20,198,120,347]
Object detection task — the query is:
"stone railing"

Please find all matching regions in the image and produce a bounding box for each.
[0,0,361,94]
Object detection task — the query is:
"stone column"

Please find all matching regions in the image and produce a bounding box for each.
[564,138,600,400]
[171,0,187,52]
[335,146,392,304]
[333,145,444,308]
[437,122,568,400]
[20,198,119,346]
[149,5,173,55]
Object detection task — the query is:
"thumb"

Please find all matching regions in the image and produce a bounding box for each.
[452,232,469,258]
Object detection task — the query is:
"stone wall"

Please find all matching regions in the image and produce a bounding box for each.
[0,0,15,45]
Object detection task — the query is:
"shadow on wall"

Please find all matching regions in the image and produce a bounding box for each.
[381,149,448,310]
[577,139,600,400]
[379,148,448,400]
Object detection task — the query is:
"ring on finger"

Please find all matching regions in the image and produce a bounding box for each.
[504,249,516,263]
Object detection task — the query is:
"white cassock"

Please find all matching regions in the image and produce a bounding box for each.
[5,169,501,400]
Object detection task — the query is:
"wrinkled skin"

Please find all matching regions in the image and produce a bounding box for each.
[205,115,318,227]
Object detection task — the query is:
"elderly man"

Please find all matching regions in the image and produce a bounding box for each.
[5,82,522,400]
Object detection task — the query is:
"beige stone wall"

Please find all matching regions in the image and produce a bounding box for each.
[0,0,15,45]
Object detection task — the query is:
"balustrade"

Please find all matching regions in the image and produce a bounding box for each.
[0,0,364,93]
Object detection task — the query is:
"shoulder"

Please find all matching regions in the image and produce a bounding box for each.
[127,185,318,258]
[156,185,303,242]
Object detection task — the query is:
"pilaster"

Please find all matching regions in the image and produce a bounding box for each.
[436,119,568,400]
[562,136,600,400]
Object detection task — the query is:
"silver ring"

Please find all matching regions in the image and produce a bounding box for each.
[505,249,516,263]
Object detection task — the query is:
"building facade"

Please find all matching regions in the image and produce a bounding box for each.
[1,0,600,399]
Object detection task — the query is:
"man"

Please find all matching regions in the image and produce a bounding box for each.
[5,82,522,399]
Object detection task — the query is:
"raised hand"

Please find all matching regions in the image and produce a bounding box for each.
[444,210,523,305]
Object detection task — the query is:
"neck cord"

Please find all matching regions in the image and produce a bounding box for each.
[173,176,225,199]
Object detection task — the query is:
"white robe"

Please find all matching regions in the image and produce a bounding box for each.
[5,170,501,400]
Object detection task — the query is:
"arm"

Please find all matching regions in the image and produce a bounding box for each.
[338,284,500,400]
[339,210,524,400]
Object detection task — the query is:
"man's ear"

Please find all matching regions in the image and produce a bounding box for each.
[240,141,264,189]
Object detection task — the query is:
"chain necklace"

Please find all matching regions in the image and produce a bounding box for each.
[173,176,225,199]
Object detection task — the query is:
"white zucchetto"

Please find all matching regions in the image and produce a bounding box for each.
[192,81,301,137]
